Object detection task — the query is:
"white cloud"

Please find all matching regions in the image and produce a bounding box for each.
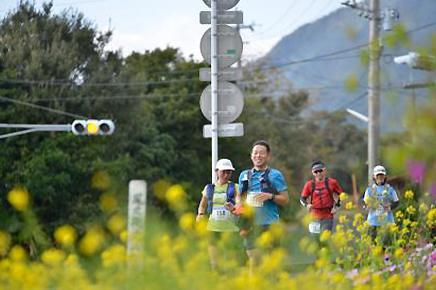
[106,13,204,59]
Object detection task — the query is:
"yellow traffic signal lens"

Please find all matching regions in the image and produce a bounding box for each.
[87,122,98,134]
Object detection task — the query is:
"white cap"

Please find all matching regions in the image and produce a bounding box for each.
[216,159,235,171]
[373,165,386,176]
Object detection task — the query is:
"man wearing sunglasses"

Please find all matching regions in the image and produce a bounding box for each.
[300,161,343,236]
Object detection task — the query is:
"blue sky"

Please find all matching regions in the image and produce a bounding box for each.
[0,0,342,60]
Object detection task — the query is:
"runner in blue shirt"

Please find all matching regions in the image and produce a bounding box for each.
[238,140,289,275]
[363,165,399,245]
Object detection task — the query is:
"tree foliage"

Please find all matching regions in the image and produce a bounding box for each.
[0,1,368,247]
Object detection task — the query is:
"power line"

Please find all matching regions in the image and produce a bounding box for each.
[256,0,299,35]
[0,95,87,119]
[0,20,434,88]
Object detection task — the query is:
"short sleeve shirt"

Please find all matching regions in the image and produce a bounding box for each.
[301,178,343,219]
[364,184,399,226]
[238,168,287,225]
[201,182,240,232]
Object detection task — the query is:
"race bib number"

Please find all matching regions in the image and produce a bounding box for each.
[211,207,231,221]
[309,221,321,234]
[375,206,385,217]
[246,192,264,207]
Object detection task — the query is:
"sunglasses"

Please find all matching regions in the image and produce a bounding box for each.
[313,169,324,174]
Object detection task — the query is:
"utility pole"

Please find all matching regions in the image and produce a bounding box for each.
[343,0,395,184]
[235,22,255,70]
[367,0,381,184]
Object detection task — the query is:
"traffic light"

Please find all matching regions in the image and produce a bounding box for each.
[71,119,114,136]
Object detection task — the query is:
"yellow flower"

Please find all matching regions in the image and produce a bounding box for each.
[256,231,274,248]
[404,190,414,199]
[194,219,208,236]
[269,223,285,239]
[419,203,428,213]
[401,228,410,235]
[65,254,79,266]
[41,248,66,265]
[101,244,126,268]
[331,273,344,284]
[119,230,129,243]
[345,201,353,210]
[339,192,348,201]
[107,214,126,235]
[54,225,77,247]
[428,209,436,224]
[403,219,411,226]
[316,257,328,269]
[403,273,414,286]
[395,211,403,219]
[339,215,348,224]
[299,236,310,251]
[320,231,331,242]
[99,193,118,213]
[79,227,105,256]
[372,246,383,257]
[388,224,398,233]
[165,185,187,211]
[332,232,347,249]
[406,206,416,215]
[179,212,195,232]
[9,245,27,262]
[153,179,171,200]
[91,170,110,190]
[7,187,30,211]
[394,248,404,260]
[0,231,11,256]
[397,239,406,246]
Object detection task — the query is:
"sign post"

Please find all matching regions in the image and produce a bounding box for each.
[200,0,244,183]
[127,180,147,262]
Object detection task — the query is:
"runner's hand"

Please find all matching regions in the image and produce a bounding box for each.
[253,193,272,202]
[224,202,235,211]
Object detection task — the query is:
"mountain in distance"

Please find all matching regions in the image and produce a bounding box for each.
[262,0,436,132]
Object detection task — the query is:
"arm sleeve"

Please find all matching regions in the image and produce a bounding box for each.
[363,188,370,203]
[390,187,399,202]
[271,170,288,192]
[301,182,311,198]
[201,186,207,197]
[333,180,343,194]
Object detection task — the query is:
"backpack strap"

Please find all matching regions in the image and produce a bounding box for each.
[226,182,236,205]
[206,183,215,214]
[310,177,334,204]
[261,167,278,194]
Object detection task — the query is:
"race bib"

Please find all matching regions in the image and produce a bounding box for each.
[246,192,264,207]
[375,206,385,217]
[211,207,231,221]
[309,221,321,234]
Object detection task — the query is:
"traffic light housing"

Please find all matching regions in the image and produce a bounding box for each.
[71,119,114,136]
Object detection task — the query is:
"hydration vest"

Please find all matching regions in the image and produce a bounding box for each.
[205,182,236,215]
[240,167,278,196]
[309,177,334,209]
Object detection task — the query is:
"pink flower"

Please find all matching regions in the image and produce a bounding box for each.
[431,182,436,202]
[408,160,425,184]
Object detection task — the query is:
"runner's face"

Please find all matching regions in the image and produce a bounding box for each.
[217,169,233,183]
[375,174,385,184]
[312,168,326,181]
[251,145,269,169]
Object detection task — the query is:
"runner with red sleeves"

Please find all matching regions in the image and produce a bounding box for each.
[300,161,343,235]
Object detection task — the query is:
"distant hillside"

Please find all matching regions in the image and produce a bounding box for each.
[263,0,436,132]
